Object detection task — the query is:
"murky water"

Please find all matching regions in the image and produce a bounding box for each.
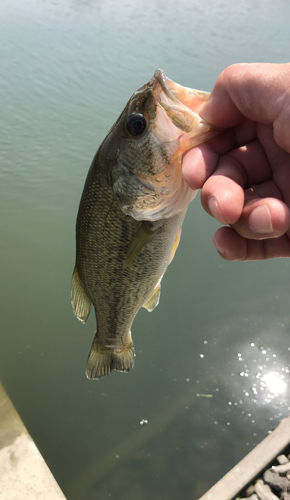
[1,0,290,498]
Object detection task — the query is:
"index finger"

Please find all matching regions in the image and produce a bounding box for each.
[182,117,257,190]
[198,62,290,152]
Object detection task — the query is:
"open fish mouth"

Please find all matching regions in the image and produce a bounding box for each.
[126,70,218,222]
[153,68,211,120]
[113,69,221,223]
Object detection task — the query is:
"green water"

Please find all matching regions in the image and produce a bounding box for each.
[1,0,290,498]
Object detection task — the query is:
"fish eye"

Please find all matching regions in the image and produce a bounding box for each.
[126,113,147,137]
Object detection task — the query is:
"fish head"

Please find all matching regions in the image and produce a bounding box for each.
[106,69,221,221]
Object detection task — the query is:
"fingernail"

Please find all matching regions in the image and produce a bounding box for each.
[247,205,273,234]
[212,235,225,254]
[208,197,227,224]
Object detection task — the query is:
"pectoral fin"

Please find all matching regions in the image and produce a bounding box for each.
[123,222,158,269]
[71,266,92,323]
[143,283,161,312]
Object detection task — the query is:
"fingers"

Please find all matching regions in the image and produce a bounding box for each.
[182,121,273,192]
[205,185,290,238]
[201,176,245,225]
[211,197,290,261]
[182,119,258,190]
[232,197,290,239]
[191,139,290,260]
[182,62,290,261]
[196,137,273,225]
[197,63,290,135]
[182,144,219,190]
[213,227,290,261]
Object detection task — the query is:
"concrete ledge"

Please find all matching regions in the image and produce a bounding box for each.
[199,415,290,500]
[0,382,66,500]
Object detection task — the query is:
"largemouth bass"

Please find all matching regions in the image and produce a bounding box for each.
[71,69,219,380]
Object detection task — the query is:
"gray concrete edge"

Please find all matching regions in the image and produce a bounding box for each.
[0,381,66,500]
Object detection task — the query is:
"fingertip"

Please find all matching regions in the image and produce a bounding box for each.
[234,198,290,240]
[208,196,227,225]
[182,145,219,190]
[265,199,290,235]
[213,227,247,261]
[181,147,205,189]
[201,176,245,224]
[247,205,273,234]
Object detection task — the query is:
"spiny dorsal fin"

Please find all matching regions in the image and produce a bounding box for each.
[86,339,135,380]
[123,222,157,269]
[71,266,91,323]
[143,283,161,312]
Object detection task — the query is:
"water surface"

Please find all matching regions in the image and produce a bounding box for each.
[0,0,290,498]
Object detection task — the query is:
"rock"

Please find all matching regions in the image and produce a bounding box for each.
[246,485,256,496]
[277,455,289,465]
[255,479,280,500]
[273,463,290,475]
[263,469,285,492]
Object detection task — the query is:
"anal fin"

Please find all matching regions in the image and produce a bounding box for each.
[71,266,91,323]
[86,339,135,380]
[168,225,182,265]
[143,283,161,312]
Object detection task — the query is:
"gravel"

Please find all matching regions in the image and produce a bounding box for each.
[238,447,290,500]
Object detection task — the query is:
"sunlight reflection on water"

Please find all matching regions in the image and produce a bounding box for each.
[261,372,287,396]
[237,342,289,408]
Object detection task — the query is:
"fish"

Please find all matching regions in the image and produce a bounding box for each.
[71,69,220,380]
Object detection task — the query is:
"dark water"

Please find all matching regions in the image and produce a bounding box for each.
[0,0,290,498]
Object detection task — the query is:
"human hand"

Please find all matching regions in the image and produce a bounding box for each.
[182,63,290,260]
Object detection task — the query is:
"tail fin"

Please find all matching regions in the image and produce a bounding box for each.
[85,339,135,380]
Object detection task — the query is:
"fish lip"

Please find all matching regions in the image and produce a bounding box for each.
[153,68,198,112]
[153,68,177,103]
[153,69,168,92]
